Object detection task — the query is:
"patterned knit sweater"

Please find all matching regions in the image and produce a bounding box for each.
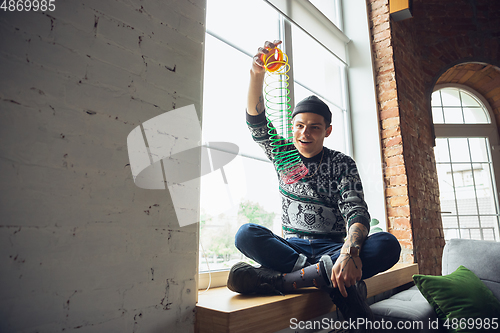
[246,112,371,239]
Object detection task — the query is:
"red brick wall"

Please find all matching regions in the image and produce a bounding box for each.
[367,0,416,267]
[392,13,444,276]
[366,0,500,275]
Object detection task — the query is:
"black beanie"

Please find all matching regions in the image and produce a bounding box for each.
[291,95,332,125]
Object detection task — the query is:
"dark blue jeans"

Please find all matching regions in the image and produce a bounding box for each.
[235,223,401,280]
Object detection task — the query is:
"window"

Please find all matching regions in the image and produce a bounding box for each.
[308,0,342,27]
[199,0,283,284]
[432,88,490,124]
[291,24,347,152]
[432,86,500,241]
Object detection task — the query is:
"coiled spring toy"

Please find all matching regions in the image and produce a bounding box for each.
[261,47,308,184]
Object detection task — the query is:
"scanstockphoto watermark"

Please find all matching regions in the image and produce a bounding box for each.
[297,157,388,194]
[1,0,56,12]
[290,317,500,331]
[290,317,425,331]
[127,105,243,228]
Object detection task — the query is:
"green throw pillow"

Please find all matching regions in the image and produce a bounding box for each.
[413,265,500,333]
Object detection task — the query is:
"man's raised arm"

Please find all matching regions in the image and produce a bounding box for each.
[247,40,282,116]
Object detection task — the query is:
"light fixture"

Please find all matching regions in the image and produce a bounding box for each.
[390,0,413,21]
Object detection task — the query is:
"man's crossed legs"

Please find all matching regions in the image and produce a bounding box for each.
[227,223,402,331]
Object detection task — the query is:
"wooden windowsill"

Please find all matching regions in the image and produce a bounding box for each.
[195,263,418,333]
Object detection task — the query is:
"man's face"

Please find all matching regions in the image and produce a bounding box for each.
[292,112,332,158]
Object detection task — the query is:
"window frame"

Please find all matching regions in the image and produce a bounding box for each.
[198,0,386,290]
[433,83,500,240]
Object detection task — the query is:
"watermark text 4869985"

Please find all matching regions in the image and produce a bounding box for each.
[1,0,55,12]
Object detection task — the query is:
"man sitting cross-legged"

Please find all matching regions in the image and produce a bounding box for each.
[227,41,402,333]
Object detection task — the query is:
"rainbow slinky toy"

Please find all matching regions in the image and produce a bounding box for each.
[261,47,308,184]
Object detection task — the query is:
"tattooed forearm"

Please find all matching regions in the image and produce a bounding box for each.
[346,223,368,248]
[255,95,265,114]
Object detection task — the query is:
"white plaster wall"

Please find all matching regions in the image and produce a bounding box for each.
[0,0,205,332]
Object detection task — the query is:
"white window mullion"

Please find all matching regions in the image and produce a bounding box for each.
[281,15,295,134]
[265,0,350,66]
[341,65,353,157]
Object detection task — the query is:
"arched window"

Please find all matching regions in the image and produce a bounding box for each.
[432,88,490,124]
[432,85,500,241]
